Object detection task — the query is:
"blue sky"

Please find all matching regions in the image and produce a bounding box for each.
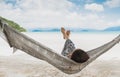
[0,0,120,30]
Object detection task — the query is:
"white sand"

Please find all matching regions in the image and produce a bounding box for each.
[0,32,120,77]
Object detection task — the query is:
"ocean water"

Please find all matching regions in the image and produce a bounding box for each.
[0,32,120,60]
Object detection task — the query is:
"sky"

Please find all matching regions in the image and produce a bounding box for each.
[0,0,120,30]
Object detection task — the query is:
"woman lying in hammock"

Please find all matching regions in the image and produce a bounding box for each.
[61,27,89,63]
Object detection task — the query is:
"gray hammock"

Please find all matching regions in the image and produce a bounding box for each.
[0,20,120,74]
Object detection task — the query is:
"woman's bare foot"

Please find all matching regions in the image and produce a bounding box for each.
[66,30,70,39]
[61,27,66,39]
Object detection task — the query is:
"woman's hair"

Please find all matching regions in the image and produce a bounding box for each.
[71,49,89,63]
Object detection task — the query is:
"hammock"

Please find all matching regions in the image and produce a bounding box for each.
[0,20,120,74]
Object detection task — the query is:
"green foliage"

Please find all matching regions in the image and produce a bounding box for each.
[0,16,26,32]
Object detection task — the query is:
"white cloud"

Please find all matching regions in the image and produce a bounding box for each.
[106,19,120,26]
[0,0,120,30]
[0,0,76,28]
[104,0,120,8]
[85,3,104,12]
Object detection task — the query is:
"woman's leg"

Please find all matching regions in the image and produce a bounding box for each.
[61,27,76,56]
[61,39,75,56]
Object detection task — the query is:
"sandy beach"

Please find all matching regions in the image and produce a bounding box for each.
[0,32,120,77]
[0,55,120,77]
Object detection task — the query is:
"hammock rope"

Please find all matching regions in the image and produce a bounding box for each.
[0,19,120,74]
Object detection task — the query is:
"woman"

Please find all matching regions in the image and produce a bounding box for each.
[61,27,89,63]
